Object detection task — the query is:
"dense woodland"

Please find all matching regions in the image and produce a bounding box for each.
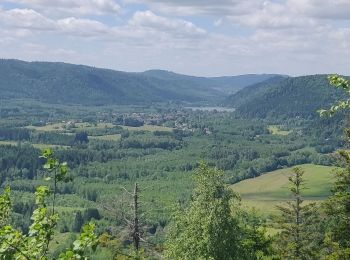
[226,75,348,119]
[0,60,278,105]
[1,65,350,259]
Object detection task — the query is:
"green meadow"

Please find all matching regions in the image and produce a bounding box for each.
[268,125,292,136]
[120,124,173,132]
[232,164,336,214]
[26,122,115,132]
[0,140,68,149]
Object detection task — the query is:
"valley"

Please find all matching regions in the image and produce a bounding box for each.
[1,0,349,257]
[0,60,347,258]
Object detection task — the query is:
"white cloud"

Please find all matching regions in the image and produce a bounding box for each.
[57,17,109,36]
[289,0,350,20]
[0,7,110,36]
[1,0,350,76]
[228,1,319,30]
[7,0,121,16]
[0,8,56,30]
[129,0,350,18]
[133,0,263,16]
[129,10,206,36]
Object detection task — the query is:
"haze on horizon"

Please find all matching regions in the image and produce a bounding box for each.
[0,0,349,77]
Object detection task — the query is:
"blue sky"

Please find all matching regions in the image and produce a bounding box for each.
[0,0,350,76]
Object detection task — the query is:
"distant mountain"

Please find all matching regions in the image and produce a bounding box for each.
[226,75,346,118]
[0,59,280,105]
[208,74,286,94]
[143,70,282,94]
[224,76,287,107]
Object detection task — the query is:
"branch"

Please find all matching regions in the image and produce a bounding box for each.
[2,238,30,260]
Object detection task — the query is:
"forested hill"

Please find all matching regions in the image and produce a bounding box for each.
[142,70,282,94]
[0,59,278,105]
[226,75,347,118]
[224,75,287,107]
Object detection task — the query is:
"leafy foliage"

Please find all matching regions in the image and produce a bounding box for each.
[0,187,11,227]
[0,149,98,259]
[165,162,271,260]
[165,162,241,259]
[58,222,98,259]
[319,75,350,117]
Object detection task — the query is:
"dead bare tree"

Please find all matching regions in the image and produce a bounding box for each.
[101,182,151,258]
[132,183,140,252]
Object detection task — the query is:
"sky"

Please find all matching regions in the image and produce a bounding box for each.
[0,0,350,76]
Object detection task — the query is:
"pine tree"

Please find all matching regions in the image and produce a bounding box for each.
[323,149,350,259]
[275,167,323,259]
[318,75,350,258]
[72,211,84,232]
[165,161,241,260]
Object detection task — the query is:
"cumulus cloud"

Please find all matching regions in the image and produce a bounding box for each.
[132,0,263,16]
[289,0,350,20]
[7,0,121,16]
[0,7,112,37]
[57,17,109,36]
[228,1,319,30]
[0,8,56,30]
[129,10,206,36]
[132,0,350,24]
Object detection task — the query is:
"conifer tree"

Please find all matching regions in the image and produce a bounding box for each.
[72,211,84,233]
[275,167,323,259]
[319,75,350,258]
[322,149,350,259]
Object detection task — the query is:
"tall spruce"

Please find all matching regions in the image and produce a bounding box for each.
[322,148,350,259]
[165,161,241,260]
[319,75,350,258]
[275,167,323,259]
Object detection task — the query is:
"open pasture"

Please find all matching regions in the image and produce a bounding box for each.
[268,125,292,136]
[232,164,336,214]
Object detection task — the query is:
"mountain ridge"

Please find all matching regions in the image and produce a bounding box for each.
[0,59,281,105]
[226,74,347,118]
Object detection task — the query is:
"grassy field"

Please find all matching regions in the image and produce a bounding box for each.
[89,134,121,141]
[268,125,291,136]
[0,140,68,149]
[232,164,336,214]
[27,122,173,133]
[120,124,173,132]
[27,122,115,132]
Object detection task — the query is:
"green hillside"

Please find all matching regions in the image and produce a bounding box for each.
[0,59,278,105]
[224,76,287,107]
[143,70,282,94]
[0,59,216,105]
[232,164,336,213]
[227,75,346,118]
